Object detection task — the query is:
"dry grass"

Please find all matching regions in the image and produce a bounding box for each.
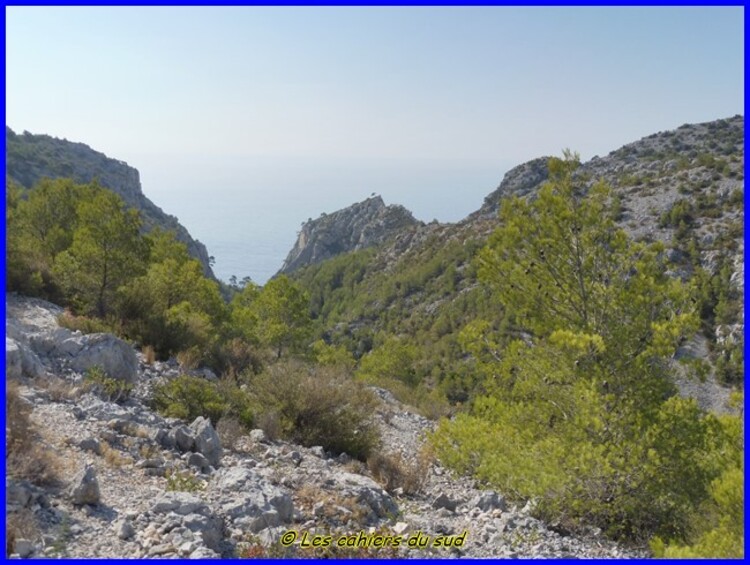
[255,411,281,442]
[142,345,156,365]
[37,377,79,403]
[6,508,39,557]
[176,347,201,370]
[100,441,132,468]
[6,381,61,487]
[216,416,245,451]
[294,484,367,525]
[57,311,113,334]
[367,447,433,496]
[138,443,161,459]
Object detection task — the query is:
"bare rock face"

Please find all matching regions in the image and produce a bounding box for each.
[475,156,551,219]
[5,294,138,382]
[278,196,422,274]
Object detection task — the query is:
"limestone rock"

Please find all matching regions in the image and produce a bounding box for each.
[116,519,135,540]
[69,464,100,506]
[210,466,294,533]
[189,417,222,467]
[78,437,102,456]
[279,196,421,274]
[172,425,195,453]
[432,492,458,512]
[14,539,34,558]
[187,452,211,473]
[66,333,138,384]
[470,491,507,512]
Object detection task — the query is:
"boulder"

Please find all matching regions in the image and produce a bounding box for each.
[116,519,135,540]
[14,539,34,558]
[210,467,294,533]
[5,337,45,379]
[432,492,458,512]
[69,464,100,505]
[66,333,138,383]
[172,425,195,453]
[187,452,211,473]
[78,437,102,456]
[327,471,398,521]
[6,479,33,509]
[189,417,222,467]
[150,493,224,551]
[152,492,208,516]
[470,490,507,512]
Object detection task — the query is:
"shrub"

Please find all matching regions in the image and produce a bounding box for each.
[249,361,380,460]
[83,366,133,403]
[150,374,253,428]
[357,337,419,387]
[208,337,263,379]
[166,469,204,492]
[57,311,116,334]
[367,449,432,495]
[216,416,245,451]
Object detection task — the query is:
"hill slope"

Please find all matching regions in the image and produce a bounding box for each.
[289,115,744,408]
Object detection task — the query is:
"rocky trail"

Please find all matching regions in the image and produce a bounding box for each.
[6,293,647,559]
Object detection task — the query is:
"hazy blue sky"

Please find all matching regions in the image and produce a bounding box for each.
[6,6,744,282]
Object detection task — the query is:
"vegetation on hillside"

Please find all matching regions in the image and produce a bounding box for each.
[430,154,742,551]
[6,118,744,555]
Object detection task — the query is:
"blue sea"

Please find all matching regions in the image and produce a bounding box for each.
[143,159,510,285]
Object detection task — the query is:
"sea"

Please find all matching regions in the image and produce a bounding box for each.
[144,160,510,285]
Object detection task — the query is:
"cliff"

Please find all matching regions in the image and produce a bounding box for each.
[6,127,215,278]
[278,195,422,274]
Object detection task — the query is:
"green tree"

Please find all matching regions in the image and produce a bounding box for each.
[357,336,418,387]
[432,152,728,542]
[7,178,94,297]
[232,275,312,359]
[118,231,226,359]
[53,187,148,317]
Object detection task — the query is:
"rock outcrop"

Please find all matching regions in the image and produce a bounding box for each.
[278,196,421,274]
[474,156,551,219]
[5,127,215,278]
[5,294,138,382]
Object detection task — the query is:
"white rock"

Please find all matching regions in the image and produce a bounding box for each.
[69,464,100,505]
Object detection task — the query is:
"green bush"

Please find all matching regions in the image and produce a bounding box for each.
[357,337,418,387]
[150,374,253,427]
[249,361,380,460]
[83,366,133,403]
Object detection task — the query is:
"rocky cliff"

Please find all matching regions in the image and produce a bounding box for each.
[5,127,215,278]
[279,196,422,274]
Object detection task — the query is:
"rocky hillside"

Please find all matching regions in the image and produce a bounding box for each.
[289,115,743,410]
[5,293,643,558]
[279,196,422,274]
[5,127,215,278]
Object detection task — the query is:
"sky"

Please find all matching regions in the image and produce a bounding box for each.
[5,6,744,282]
